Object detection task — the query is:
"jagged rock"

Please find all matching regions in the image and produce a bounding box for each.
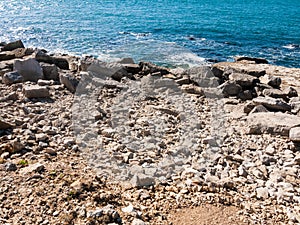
[238,90,253,100]
[123,63,140,74]
[139,61,169,76]
[34,50,69,69]
[249,105,269,114]
[59,73,79,93]
[262,89,286,99]
[0,51,15,61]
[262,87,297,99]
[175,77,190,85]
[246,112,300,136]
[130,173,155,187]
[0,119,14,130]
[23,85,50,98]
[185,66,219,87]
[20,163,45,174]
[37,79,53,86]
[13,58,44,82]
[87,61,128,81]
[1,40,24,51]
[283,86,298,97]
[0,92,18,102]
[118,58,135,64]
[253,96,291,112]
[229,73,259,88]
[87,205,121,224]
[2,71,23,85]
[41,63,59,80]
[52,56,70,70]
[289,127,300,142]
[218,81,242,97]
[243,101,256,114]
[181,84,204,95]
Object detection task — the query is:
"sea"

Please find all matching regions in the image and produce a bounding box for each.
[0,0,299,68]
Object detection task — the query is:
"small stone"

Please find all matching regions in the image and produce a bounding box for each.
[37,79,53,86]
[63,138,76,147]
[2,71,23,85]
[5,162,17,171]
[11,139,25,153]
[23,85,50,98]
[218,81,242,97]
[0,119,14,130]
[131,218,146,225]
[121,204,134,213]
[289,127,300,142]
[256,187,269,199]
[265,145,276,155]
[20,163,45,174]
[1,152,10,159]
[294,155,300,165]
[175,77,190,85]
[181,84,204,95]
[36,133,48,142]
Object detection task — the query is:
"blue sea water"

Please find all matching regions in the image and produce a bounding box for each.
[0,0,299,68]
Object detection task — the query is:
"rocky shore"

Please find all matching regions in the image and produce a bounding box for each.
[1,40,300,225]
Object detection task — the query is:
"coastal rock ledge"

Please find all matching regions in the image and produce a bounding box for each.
[1,40,300,224]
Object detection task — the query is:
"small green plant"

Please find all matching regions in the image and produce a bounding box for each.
[18,159,28,166]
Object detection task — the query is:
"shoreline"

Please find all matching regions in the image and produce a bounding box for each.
[1,40,300,224]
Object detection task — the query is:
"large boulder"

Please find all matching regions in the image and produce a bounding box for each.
[218,81,242,97]
[34,50,69,70]
[1,40,24,51]
[59,73,79,93]
[13,58,44,82]
[23,85,50,98]
[246,112,300,136]
[87,61,128,81]
[41,63,59,80]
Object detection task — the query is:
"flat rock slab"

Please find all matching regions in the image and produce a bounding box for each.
[289,127,300,142]
[23,85,50,98]
[253,96,291,112]
[246,112,300,136]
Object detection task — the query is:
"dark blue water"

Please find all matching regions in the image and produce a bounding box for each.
[0,0,299,67]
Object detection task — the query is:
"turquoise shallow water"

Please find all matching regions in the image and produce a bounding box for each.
[0,0,299,67]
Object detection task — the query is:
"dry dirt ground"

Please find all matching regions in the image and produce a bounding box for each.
[169,205,248,225]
